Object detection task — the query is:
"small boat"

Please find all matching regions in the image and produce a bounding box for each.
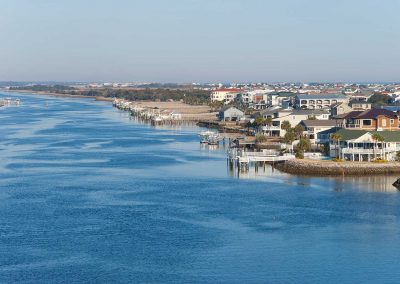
[198,131,221,144]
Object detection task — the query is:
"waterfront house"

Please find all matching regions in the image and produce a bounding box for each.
[218,106,245,121]
[329,129,400,161]
[295,93,349,109]
[343,108,399,131]
[299,120,339,144]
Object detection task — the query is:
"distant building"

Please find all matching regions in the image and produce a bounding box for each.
[257,108,330,137]
[210,88,242,104]
[295,94,349,109]
[218,106,245,121]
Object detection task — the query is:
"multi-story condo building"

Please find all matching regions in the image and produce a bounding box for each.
[295,93,349,109]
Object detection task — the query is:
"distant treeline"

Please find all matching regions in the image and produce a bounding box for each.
[10,85,211,105]
[75,88,210,105]
[10,84,75,93]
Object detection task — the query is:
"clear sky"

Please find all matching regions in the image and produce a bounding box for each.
[1,0,399,83]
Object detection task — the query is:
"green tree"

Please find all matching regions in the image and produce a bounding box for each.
[265,117,273,136]
[372,133,385,160]
[283,129,296,152]
[293,124,305,139]
[255,133,267,143]
[281,120,291,132]
[295,150,304,159]
[255,117,266,132]
[297,136,311,152]
[331,133,342,159]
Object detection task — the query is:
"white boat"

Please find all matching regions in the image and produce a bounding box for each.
[198,131,221,144]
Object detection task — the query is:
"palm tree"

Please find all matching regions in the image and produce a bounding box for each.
[331,133,342,159]
[265,117,273,136]
[255,117,266,133]
[294,124,305,140]
[372,133,385,160]
[281,120,291,132]
[283,129,296,153]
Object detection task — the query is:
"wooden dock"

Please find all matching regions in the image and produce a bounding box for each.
[228,148,295,171]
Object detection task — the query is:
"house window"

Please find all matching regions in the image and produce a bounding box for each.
[391,119,394,125]
[363,120,371,126]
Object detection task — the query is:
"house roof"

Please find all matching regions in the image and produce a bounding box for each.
[355,108,397,119]
[301,120,338,128]
[296,93,348,100]
[382,106,400,112]
[291,109,330,115]
[334,129,400,142]
[219,105,243,113]
[215,88,242,93]
[334,111,363,119]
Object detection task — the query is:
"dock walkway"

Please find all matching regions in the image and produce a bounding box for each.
[228,148,295,171]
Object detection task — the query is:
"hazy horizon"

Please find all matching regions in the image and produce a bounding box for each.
[1,0,399,82]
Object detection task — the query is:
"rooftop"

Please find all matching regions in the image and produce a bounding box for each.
[301,120,338,128]
[334,129,400,142]
[355,108,397,119]
[296,93,348,100]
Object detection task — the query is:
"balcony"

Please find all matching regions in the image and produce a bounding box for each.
[346,124,360,128]
[262,125,281,131]
[338,148,395,154]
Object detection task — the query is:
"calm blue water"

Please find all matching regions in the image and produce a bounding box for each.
[1,92,400,283]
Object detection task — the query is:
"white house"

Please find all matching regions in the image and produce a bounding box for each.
[329,129,400,161]
[300,120,338,144]
[259,108,330,137]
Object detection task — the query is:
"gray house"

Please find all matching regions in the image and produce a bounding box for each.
[218,106,245,121]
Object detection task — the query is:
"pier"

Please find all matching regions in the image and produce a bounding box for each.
[228,148,295,172]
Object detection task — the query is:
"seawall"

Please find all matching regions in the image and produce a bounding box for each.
[275,159,400,176]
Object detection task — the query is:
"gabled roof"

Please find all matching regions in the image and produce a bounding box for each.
[301,120,338,128]
[219,105,243,112]
[334,111,363,119]
[355,108,397,119]
[296,93,348,100]
[291,109,330,115]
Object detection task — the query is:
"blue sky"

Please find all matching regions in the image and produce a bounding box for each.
[0,0,399,82]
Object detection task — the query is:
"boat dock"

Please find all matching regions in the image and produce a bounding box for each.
[228,148,295,171]
[113,99,199,126]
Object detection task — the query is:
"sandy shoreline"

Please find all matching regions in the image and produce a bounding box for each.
[4,89,218,121]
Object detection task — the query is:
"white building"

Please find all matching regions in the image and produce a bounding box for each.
[330,129,400,161]
[295,94,349,109]
[259,108,330,137]
[210,88,242,104]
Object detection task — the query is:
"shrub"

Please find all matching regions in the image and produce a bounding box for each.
[295,150,304,159]
[255,133,267,143]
